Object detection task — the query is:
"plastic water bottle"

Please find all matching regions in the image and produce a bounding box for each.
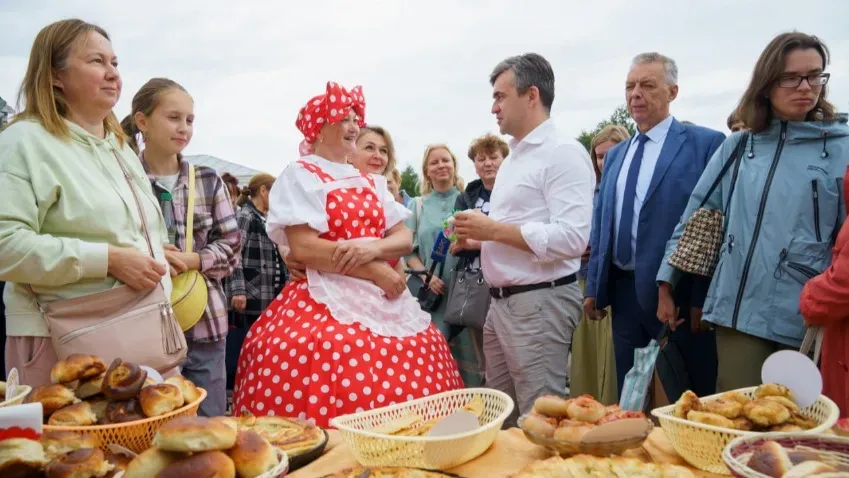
[160,192,177,245]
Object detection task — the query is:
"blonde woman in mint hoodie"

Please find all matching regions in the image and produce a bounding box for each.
[0,19,172,387]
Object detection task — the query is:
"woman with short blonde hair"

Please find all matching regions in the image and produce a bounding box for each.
[405,144,478,385]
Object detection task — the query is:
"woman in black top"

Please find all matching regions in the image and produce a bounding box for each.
[449,133,508,384]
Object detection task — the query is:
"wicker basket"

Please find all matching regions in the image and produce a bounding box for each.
[329,388,513,469]
[723,433,849,477]
[651,387,840,475]
[0,383,31,408]
[43,388,207,453]
[518,414,653,457]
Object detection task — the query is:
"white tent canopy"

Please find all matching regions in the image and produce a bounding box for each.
[184,154,266,186]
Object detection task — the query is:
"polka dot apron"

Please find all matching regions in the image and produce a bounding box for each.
[233,161,463,426]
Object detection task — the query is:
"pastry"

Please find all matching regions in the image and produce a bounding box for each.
[597,410,645,424]
[783,460,838,477]
[0,438,47,478]
[521,412,557,438]
[370,413,423,435]
[105,399,146,424]
[721,390,751,406]
[48,401,98,426]
[761,395,800,413]
[28,384,80,416]
[155,450,236,478]
[87,398,109,425]
[45,448,113,478]
[139,384,183,417]
[104,451,133,478]
[75,373,106,400]
[787,411,818,430]
[744,399,791,427]
[731,417,755,431]
[703,397,743,419]
[50,354,107,385]
[510,454,695,477]
[154,416,238,452]
[747,440,794,477]
[686,410,736,429]
[553,419,593,442]
[754,383,794,401]
[532,395,571,418]
[673,390,703,419]
[164,376,202,405]
[234,415,325,456]
[327,467,460,477]
[101,358,147,401]
[228,430,279,478]
[565,395,605,424]
[124,448,181,478]
[40,431,99,461]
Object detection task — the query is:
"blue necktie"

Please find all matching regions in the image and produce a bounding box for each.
[616,134,650,266]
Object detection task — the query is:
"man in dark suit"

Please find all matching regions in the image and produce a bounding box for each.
[584,52,725,399]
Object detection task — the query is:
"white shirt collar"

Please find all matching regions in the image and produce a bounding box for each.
[509,118,554,149]
[634,115,674,144]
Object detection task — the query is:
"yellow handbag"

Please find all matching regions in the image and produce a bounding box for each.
[170,164,209,331]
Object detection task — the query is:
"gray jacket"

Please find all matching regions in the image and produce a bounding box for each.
[658,116,849,346]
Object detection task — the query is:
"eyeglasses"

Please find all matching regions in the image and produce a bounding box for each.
[777,73,830,88]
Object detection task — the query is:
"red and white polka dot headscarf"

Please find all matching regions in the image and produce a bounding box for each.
[296,81,366,156]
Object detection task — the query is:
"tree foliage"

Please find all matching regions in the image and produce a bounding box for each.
[577,105,636,152]
[400,164,420,198]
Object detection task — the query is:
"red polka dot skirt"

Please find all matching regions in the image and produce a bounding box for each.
[233,281,464,426]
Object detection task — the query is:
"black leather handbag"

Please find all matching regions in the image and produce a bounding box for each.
[406,262,445,312]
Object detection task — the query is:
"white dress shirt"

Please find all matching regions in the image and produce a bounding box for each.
[612,115,673,270]
[481,119,595,288]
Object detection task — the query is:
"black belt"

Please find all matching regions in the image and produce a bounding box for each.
[612,265,635,279]
[489,274,576,299]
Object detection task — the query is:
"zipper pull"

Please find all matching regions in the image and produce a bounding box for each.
[774,248,788,279]
[728,234,735,253]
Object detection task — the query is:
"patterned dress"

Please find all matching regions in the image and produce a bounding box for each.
[233,157,463,426]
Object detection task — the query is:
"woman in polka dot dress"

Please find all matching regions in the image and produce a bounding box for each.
[233,82,463,426]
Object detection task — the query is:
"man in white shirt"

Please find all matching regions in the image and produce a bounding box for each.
[454,53,595,425]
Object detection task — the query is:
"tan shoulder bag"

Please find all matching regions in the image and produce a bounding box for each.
[28,152,187,373]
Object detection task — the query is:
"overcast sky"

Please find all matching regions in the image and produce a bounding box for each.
[2,0,848,183]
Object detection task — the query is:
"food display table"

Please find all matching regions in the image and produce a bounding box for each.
[289,427,725,477]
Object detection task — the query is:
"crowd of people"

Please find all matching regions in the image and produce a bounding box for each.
[0,18,847,433]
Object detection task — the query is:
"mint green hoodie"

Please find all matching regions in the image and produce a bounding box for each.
[0,119,173,337]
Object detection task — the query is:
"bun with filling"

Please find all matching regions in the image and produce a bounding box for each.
[139,384,183,417]
[106,399,146,424]
[101,358,147,401]
[45,448,113,478]
[532,395,571,418]
[153,416,238,452]
[40,431,99,461]
[28,384,80,415]
[75,373,106,400]
[124,448,182,478]
[228,430,279,478]
[50,354,107,385]
[164,376,202,405]
[155,451,236,478]
[48,401,98,427]
[747,440,793,477]
[0,438,47,478]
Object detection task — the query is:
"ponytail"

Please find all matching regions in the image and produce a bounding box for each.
[236,186,251,207]
[239,173,276,208]
[121,115,140,154]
